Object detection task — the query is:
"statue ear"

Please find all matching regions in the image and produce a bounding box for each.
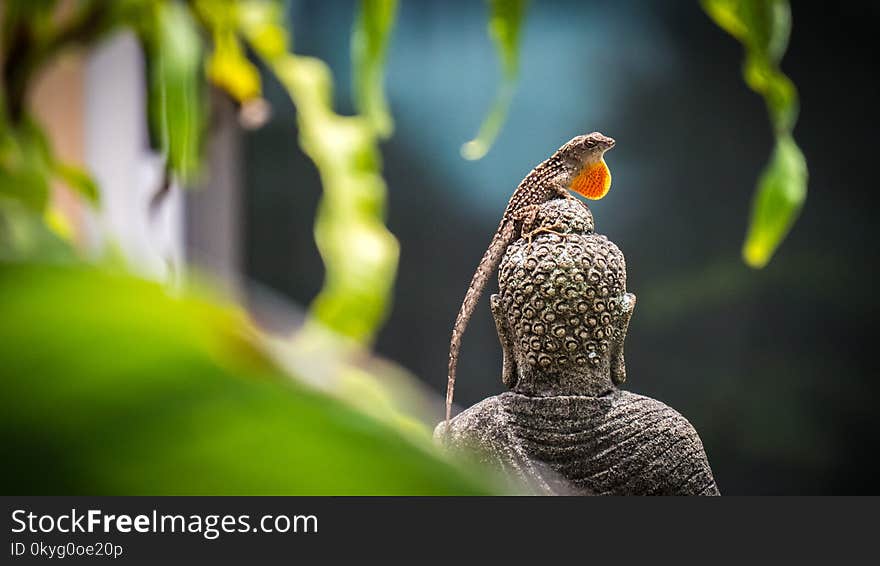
[490,294,518,389]
[611,293,636,386]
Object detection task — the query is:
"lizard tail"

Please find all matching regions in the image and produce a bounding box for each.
[446,221,515,429]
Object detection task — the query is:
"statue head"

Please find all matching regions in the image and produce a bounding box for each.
[492,199,635,396]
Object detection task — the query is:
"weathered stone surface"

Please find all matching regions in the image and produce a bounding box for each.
[436,391,718,495]
[436,199,719,495]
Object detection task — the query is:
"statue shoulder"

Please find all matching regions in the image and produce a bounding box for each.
[610,390,720,495]
[433,394,510,443]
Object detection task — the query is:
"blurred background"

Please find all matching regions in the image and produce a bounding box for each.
[3,0,878,494]
[245,0,879,494]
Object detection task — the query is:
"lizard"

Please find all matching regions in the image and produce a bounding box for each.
[445,132,616,428]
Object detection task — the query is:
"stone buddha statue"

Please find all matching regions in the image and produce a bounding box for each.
[435,199,719,496]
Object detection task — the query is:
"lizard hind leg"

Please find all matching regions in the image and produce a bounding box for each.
[512,204,544,253]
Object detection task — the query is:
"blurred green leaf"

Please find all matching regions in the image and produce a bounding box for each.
[243,5,399,344]
[702,0,788,57]
[195,0,263,103]
[0,261,495,495]
[0,161,50,212]
[461,0,527,160]
[351,0,399,138]
[702,0,806,267]
[0,197,76,262]
[0,0,58,55]
[742,53,797,134]
[143,0,205,182]
[205,31,262,103]
[0,118,53,212]
[237,0,289,58]
[1,115,99,211]
[53,161,99,205]
[742,134,806,268]
[702,0,797,132]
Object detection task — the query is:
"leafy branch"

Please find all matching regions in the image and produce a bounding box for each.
[461,0,527,160]
[351,0,399,139]
[703,0,806,268]
[2,0,401,344]
[230,0,400,344]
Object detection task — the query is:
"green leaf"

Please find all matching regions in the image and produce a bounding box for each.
[1,114,99,212]
[0,261,496,495]
[237,0,289,58]
[0,0,58,55]
[743,52,797,134]
[143,1,205,183]
[0,197,76,261]
[0,119,54,212]
[194,0,263,103]
[0,163,51,213]
[206,31,262,102]
[243,8,400,344]
[351,0,399,138]
[461,0,527,160]
[53,161,99,205]
[702,0,791,61]
[702,0,805,266]
[702,0,797,132]
[742,134,807,268]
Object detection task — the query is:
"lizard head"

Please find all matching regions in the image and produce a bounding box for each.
[557,132,615,200]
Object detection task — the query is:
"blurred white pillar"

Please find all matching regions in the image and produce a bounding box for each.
[84,32,184,281]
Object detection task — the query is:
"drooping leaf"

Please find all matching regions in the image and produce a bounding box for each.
[242,5,399,344]
[742,134,807,268]
[143,1,205,183]
[237,0,288,58]
[1,3,39,121]
[0,261,495,494]
[195,0,263,103]
[53,161,99,205]
[351,0,399,138]
[702,0,791,61]
[461,0,527,160]
[0,157,51,213]
[703,0,798,133]
[0,0,58,55]
[206,30,262,102]
[0,197,75,262]
[743,52,797,134]
[702,0,806,267]
[0,118,54,212]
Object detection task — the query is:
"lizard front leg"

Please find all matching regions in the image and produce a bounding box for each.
[518,191,571,244]
[510,204,544,252]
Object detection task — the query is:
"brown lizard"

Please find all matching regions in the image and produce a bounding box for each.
[445,132,616,426]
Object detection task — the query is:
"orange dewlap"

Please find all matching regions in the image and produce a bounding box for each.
[571,158,612,200]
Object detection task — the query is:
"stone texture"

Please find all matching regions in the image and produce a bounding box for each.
[436,199,719,496]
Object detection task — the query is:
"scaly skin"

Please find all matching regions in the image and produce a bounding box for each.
[445,132,616,427]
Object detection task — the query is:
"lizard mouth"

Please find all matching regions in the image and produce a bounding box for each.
[596,135,616,150]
